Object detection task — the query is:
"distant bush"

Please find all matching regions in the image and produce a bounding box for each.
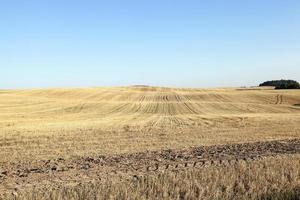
[259,80,300,89]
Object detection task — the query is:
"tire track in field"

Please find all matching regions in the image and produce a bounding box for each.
[125,139,300,172]
[275,94,283,105]
[280,94,284,104]
[1,139,300,184]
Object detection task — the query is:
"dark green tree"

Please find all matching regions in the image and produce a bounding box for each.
[259,80,300,89]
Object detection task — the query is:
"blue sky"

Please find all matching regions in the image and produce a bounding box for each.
[1,0,300,88]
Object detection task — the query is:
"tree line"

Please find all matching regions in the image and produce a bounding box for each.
[259,80,300,89]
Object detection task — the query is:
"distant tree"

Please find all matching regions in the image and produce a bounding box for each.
[259,80,300,89]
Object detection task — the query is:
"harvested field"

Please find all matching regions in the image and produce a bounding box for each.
[2,154,300,200]
[0,86,300,199]
[1,139,300,194]
[1,87,300,162]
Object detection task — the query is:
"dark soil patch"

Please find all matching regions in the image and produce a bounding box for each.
[1,139,300,195]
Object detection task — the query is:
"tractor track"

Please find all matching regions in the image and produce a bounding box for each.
[275,94,283,104]
[1,139,300,192]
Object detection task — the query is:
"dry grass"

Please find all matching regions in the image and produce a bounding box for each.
[1,86,300,199]
[6,155,300,200]
[0,87,300,162]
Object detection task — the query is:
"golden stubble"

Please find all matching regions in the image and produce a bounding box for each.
[0,86,300,162]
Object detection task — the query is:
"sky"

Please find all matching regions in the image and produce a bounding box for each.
[1,0,300,89]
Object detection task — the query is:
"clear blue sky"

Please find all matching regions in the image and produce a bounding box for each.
[1,0,300,88]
